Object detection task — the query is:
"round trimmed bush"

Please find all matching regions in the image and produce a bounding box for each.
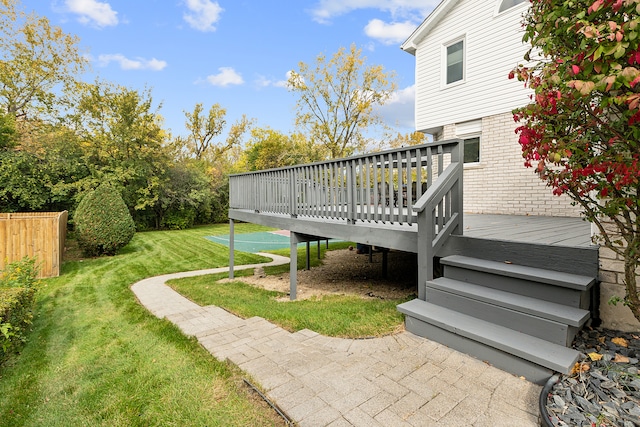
[74,183,136,256]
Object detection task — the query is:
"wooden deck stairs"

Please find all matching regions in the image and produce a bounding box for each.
[228,140,599,385]
[398,254,596,385]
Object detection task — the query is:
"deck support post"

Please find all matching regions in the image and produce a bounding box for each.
[290,232,299,300]
[317,240,321,259]
[306,241,310,270]
[382,250,388,278]
[229,219,235,279]
[417,211,433,300]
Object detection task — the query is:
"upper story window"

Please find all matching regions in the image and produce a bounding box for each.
[445,38,465,85]
[498,0,527,13]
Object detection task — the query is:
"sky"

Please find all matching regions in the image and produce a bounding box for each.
[19,0,442,141]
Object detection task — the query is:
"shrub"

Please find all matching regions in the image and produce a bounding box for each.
[74,183,136,256]
[161,207,196,230]
[0,257,39,363]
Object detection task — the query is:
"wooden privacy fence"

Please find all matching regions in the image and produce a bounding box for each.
[0,211,68,278]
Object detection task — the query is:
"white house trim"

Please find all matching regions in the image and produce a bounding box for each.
[401,0,460,55]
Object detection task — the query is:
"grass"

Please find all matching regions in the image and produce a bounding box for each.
[0,224,409,425]
[0,223,286,427]
[168,269,408,338]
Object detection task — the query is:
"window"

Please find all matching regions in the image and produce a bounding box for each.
[446,39,464,84]
[463,137,480,164]
[498,0,526,13]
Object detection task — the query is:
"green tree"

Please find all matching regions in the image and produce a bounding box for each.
[288,44,397,158]
[155,161,213,229]
[0,119,89,213]
[244,128,323,170]
[512,0,640,322]
[0,0,87,118]
[0,112,16,149]
[0,150,50,211]
[70,81,171,226]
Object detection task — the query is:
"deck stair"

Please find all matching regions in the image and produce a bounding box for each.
[398,255,596,384]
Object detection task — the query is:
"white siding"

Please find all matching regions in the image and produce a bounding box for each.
[414,0,530,132]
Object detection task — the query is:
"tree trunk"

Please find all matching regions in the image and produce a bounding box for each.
[623,246,640,323]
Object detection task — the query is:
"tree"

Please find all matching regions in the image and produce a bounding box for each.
[155,161,213,229]
[0,121,90,213]
[0,0,87,119]
[181,102,252,162]
[244,128,323,170]
[512,0,640,322]
[387,131,427,149]
[70,81,172,226]
[0,111,16,150]
[288,44,397,159]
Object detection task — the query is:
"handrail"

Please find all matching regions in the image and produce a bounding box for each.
[229,138,464,302]
[414,147,464,299]
[229,139,462,226]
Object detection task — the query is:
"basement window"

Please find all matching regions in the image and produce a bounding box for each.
[463,136,480,164]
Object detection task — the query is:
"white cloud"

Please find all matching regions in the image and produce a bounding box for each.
[255,73,290,88]
[65,0,118,27]
[364,19,417,45]
[97,54,167,71]
[310,0,439,24]
[205,67,244,87]
[183,0,223,32]
[377,85,415,129]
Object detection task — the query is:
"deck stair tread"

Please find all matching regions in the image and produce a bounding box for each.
[429,277,590,327]
[397,299,580,374]
[440,255,595,290]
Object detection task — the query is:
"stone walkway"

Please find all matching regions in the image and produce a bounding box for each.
[131,254,541,426]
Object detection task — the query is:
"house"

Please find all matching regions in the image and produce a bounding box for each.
[400,0,639,333]
[227,0,639,385]
[401,0,580,217]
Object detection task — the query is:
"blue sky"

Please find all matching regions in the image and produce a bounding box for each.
[20,0,442,140]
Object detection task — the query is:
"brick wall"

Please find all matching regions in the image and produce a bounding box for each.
[596,224,640,331]
[440,112,581,217]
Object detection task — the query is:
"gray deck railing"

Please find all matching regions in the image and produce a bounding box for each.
[229,139,464,297]
[230,139,463,225]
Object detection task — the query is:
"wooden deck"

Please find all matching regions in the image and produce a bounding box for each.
[228,144,601,381]
[462,213,593,247]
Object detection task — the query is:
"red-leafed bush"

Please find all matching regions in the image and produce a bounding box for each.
[512,0,640,322]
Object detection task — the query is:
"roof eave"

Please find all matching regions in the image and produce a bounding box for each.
[400,0,460,55]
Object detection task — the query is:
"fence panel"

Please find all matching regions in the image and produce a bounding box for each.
[0,211,68,278]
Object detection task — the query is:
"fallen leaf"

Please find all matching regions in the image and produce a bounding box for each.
[598,336,606,344]
[612,337,629,348]
[504,260,512,264]
[588,352,603,361]
[613,353,630,363]
[571,362,590,375]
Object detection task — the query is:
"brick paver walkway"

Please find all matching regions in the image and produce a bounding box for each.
[131,254,541,426]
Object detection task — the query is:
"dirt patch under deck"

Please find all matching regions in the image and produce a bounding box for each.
[223,248,419,301]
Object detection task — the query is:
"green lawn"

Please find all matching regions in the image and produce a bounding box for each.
[0,223,285,427]
[168,268,408,338]
[0,224,408,426]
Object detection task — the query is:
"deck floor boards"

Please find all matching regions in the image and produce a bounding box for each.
[462,214,592,247]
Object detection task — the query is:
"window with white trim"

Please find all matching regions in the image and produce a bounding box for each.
[498,0,526,13]
[445,38,465,85]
